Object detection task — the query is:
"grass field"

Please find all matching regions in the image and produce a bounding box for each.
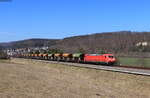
[0,58,150,98]
[117,57,150,68]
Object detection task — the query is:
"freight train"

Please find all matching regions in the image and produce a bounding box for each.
[18,53,117,65]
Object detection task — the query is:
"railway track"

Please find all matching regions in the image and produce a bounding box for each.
[20,58,150,76]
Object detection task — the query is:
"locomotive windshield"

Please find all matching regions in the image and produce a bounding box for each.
[108,56,114,58]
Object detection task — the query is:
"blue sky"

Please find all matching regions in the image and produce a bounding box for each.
[0,0,150,42]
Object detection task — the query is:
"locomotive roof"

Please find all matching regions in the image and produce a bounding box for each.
[86,54,114,56]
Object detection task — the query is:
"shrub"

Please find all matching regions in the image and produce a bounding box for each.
[0,51,9,59]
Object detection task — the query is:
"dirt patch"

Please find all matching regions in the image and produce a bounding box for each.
[0,58,149,98]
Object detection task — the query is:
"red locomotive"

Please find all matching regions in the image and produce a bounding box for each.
[84,54,116,65]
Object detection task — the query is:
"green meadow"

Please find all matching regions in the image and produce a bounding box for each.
[117,57,150,68]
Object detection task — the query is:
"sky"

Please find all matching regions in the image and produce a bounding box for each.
[0,0,150,42]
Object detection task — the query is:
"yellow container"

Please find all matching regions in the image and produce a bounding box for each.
[35,54,38,57]
[43,54,48,57]
[62,53,71,57]
[54,53,61,57]
[38,54,43,57]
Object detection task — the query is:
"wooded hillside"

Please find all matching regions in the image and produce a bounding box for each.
[1,31,150,57]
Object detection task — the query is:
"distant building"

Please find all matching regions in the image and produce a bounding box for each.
[136,42,148,47]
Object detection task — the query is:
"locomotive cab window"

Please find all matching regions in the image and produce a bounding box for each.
[108,56,114,58]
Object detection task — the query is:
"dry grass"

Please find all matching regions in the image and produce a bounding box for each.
[0,58,149,98]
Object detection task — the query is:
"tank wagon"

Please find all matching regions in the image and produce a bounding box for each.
[21,53,116,65]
